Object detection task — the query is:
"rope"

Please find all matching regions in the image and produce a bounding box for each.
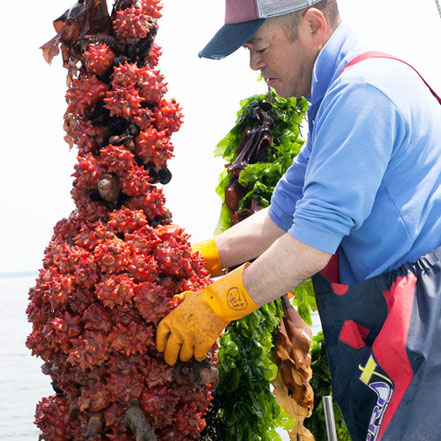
[436,0,441,19]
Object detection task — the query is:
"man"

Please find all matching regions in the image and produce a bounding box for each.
[156,1,441,439]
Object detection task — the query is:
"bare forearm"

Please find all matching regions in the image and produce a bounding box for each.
[243,233,332,306]
[215,207,285,269]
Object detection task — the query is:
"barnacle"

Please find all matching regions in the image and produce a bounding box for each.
[113,5,154,42]
[136,126,173,168]
[83,43,116,75]
[139,66,168,103]
[66,74,109,116]
[153,98,183,135]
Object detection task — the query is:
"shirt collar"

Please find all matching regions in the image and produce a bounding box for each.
[307,22,364,105]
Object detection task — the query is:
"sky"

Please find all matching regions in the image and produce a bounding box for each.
[1,0,440,273]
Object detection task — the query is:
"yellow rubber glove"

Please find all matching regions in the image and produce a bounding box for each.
[156,263,259,365]
[192,238,226,277]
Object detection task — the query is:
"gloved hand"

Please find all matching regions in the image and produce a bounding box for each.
[192,238,226,277]
[156,263,259,365]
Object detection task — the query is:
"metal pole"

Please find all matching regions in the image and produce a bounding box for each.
[323,395,338,441]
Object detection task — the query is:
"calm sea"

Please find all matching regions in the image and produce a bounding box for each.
[0,275,53,441]
[0,275,321,440]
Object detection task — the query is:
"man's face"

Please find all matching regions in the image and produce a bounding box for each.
[243,18,317,98]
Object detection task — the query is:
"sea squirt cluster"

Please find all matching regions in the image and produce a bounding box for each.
[26,1,217,439]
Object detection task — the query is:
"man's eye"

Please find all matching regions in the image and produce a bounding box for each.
[256,47,267,54]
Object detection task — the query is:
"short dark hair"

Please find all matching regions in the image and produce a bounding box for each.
[271,0,340,41]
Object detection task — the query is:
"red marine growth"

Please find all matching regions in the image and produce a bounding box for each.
[27,1,218,440]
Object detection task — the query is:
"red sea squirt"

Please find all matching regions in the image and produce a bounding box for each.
[27,1,216,440]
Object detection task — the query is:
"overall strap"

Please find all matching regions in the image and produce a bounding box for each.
[339,51,441,105]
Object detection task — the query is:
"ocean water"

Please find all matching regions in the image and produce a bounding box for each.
[0,275,321,441]
[0,275,53,441]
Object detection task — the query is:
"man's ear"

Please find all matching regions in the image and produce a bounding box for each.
[299,8,328,49]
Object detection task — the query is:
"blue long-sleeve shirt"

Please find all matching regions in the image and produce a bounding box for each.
[269,22,441,284]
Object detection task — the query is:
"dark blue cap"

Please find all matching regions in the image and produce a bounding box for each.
[199,19,265,60]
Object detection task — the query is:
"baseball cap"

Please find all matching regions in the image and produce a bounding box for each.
[199,0,323,59]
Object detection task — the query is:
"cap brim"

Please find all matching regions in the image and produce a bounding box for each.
[199,19,265,60]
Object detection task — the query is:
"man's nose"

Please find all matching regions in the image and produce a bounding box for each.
[249,52,264,71]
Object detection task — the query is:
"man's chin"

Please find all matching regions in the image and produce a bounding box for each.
[269,83,297,99]
[274,88,298,99]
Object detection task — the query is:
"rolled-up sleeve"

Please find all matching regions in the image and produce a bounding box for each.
[269,139,310,231]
